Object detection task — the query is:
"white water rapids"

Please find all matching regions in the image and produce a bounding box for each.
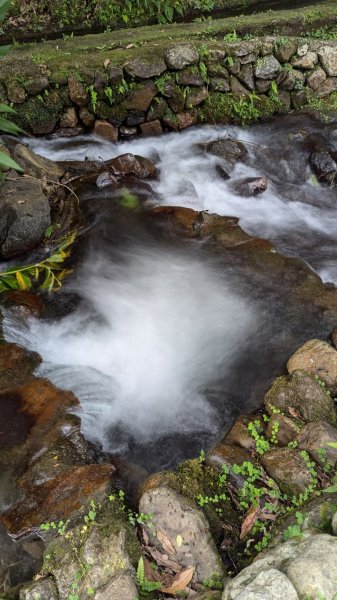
[3,116,337,469]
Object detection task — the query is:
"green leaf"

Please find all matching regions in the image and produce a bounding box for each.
[0,103,15,114]
[0,151,24,172]
[0,273,20,289]
[0,0,11,22]
[0,117,23,135]
[16,271,32,290]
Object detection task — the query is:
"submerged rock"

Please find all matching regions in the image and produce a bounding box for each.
[309,150,337,186]
[199,138,248,177]
[231,176,268,196]
[105,153,157,179]
[139,485,225,582]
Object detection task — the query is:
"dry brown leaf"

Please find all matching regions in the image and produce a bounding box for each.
[103,58,110,68]
[240,506,260,540]
[287,407,301,419]
[161,565,195,595]
[157,528,175,555]
[144,546,181,572]
[144,557,162,583]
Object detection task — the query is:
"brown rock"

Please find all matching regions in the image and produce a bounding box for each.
[23,76,49,96]
[279,69,305,91]
[317,77,337,98]
[68,76,88,107]
[206,442,254,488]
[124,57,166,79]
[167,85,185,113]
[124,81,157,111]
[79,107,95,127]
[292,52,318,69]
[225,414,265,452]
[93,119,118,142]
[330,327,337,349]
[230,76,249,96]
[147,97,168,121]
[176,68,204,86]
[140,120,163,136]
[238,64,254,90]
[307,67,327,91]
[59,107,78,128]
[2,290,43,319]
[287,339,337,392]
[185,87,208,108]
[2,464,114,532]
[0,343,40,392]
[274,39,298,63]
[297,421,337,467]
[264,369,336,425]
[266,414,302,446]
[105,153,157,178]
[177,109,198,130]
[261,448,313,496]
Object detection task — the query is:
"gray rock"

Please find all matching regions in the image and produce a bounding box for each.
[0,525,44,594]
[307,66,327,91]
[200,138,248,177]
[224,41,256,58]
[238,64,254,90]
[124,57,166,79]
[279,69,305,91]
[185,86,208,108]
[292,52,318,69]
[264,369,336,425]
[176,68,204,86]
[209,78,231,92]
[261,448,313,496]
[139,485,225,581]
[317,77,337,97]
[288,339,337,392]
[0,177,50,258]
[223,533,337,600]
[274,39,298,63]
[318,46,337,76]
[332,510,337,535]
[231,176,267,197]
[23,76,49,96]
[297,421,337,467]
[254,55,282,80]
[68,76,88,107]
[230,76,249,96]
[310,150,337,186]
[164,43,199,70]
[297,43,309,57]
[20,577,59,600]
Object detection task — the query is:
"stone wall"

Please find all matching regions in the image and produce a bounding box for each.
[2,36,337,140]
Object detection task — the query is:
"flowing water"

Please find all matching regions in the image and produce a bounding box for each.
[3,112,337,474]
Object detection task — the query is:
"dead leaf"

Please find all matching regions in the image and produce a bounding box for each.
[240,506,260,539]
[103,58,110,68]
[161,565,195,595]
[34,574,44,581]
[126,43,135,49]
[144,557,162,583]
[144,546,181,572]
[287,407,301,419]
[157,529,175,555]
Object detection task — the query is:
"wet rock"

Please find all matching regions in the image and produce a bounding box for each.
[79,106,95,127]
[254,55,282,79]
[297,421,337,467]
[209,78,231,92]
[105,153,157,178]
[222,533,337,600]
[6,80,26,104]
[0,343,41,391]
[287,339,337,392]
[225,414,262,452]
[176,68,204,86]
[230,76,249,96]
[140,120,163,136]
[96,171,119,188]
[2,464,114,532]
[0,524,44,594]
[41,521,138,600]
[266,413,301,446]
[307,66,327,91]
[318,46,337,76]
[317,77,337,97]
[310,150,337,186]
[279,69,305,91]
[200,138,248,177]
[124,57,166,79]
[59,107,78,128]
[292,52,318,69]
[185,86,208,108]
[20,577,59,600]
[126,110,145,126]
[231,176,268,197]
[124,81,157,111]
[147,97,168,121]
[1,290,43,319]
[164,43,199,70]
[0,177,50,258]
[93,119,118,141]
[7,140,64,182]
[68,76,88,107]
[264,370,336,425]
[206,442,254,489]
[274,39,298,63]
[261,448,313,495]
[119,125,138,140]
[139,485,225,581]
[23,76,49,97]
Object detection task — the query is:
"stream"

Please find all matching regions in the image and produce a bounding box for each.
[3,112,337,475]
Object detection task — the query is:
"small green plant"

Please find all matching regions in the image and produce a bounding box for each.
[223,30,239,42]
[104,86,114,105]
[117,79,129,96]
[199,60,209,83]
[315,375,331,396]
[283,511,304,540]
[136,557,161,594]
[86,84,98,112]
[247,420,270,455]
[199,449,206,463]
[270,420,279,444]
[202,573,223,590]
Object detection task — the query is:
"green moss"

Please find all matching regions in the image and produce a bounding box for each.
[93,99,127,124]
[14,92,64,133]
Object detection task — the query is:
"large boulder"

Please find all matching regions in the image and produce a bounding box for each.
[0,177,51,258]
[223,533,337,600]
[139,485,225,582]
